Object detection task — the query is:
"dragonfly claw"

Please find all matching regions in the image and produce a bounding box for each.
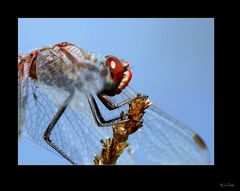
[136,93,148,99]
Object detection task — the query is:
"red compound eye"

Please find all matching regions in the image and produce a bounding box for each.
[105,56,124,86]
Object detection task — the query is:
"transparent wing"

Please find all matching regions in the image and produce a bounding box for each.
[18,79,210,165]
[18,77,136,165]
[117,86,210,165]
[18,76,28,138]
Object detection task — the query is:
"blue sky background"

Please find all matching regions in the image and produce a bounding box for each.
[18,18,214,165]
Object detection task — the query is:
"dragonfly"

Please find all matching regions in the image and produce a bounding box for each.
[18,42,210,165]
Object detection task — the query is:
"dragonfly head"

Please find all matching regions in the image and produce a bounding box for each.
[102,55,132,96]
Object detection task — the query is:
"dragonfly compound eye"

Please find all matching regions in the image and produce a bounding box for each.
[103,56,132,96]
[105,56,124,85]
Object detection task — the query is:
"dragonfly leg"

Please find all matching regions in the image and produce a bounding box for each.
[97,93,147,110]
[43,90,77,165]
[88,95,131,127]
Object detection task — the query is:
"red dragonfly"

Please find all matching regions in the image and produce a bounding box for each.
[18,42,210,165]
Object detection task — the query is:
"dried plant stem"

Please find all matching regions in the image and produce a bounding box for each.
[94,94,152,165]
